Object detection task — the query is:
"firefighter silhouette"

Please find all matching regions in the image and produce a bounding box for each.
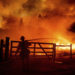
[15,36,31,71]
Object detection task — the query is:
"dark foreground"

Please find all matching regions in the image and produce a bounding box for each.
[0,56,75,75]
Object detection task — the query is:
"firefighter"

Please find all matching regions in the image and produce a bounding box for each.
[15,36,31,71]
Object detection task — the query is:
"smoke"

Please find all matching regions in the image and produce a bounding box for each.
[66,0,75,4]
[68,22,75,33]
[22,0,42,14]
[0,0,75,43]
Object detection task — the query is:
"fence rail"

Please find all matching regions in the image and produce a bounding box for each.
[56,45,71,47]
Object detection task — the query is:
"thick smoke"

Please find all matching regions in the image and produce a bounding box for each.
[0,0,75,43]
[68,22,75,33]
[67,0,75,4]
[22,0,41,13]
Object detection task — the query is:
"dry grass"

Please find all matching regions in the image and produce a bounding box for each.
[0,55,75,75]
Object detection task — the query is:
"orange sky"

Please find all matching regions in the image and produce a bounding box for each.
[0,0,75,43]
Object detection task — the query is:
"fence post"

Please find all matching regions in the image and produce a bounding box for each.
[34,43,36,56]
[70,44,72,59]
[10,41,12,56]
[5,37,10,61]
[0,39,4,62]
[53,43,56,63]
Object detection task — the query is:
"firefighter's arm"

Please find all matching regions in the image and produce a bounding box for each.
[26,41,32,46]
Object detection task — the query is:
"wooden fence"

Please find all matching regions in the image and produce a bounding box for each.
[56,44,72,59]
[0,38,73,63]
[10,41,73,62]
[0,37,10,62]
[10,41,56,63]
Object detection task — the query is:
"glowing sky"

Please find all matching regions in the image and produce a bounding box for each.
[0,0,75,42]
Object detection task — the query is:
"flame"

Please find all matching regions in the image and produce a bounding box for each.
[53,36,71,50]
[72,44,75,50]
[52,35,75,51]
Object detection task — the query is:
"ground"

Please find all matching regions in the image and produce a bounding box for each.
[0,55,75,75]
